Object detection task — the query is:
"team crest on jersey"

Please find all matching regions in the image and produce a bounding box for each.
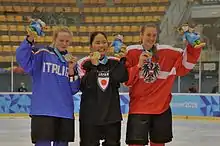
[97,71,110,92]
[141,62,160,83]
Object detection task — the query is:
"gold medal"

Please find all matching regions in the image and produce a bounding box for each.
[93,51,101,60]
[64,53,73,62]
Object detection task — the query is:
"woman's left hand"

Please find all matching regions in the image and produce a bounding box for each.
[68,56,77,76]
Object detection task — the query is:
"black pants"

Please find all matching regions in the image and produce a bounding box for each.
[31,115,75,144]
[80,122,121,146]
[126,107,173,145]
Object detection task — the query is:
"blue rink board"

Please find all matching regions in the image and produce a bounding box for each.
[0,93,219,117]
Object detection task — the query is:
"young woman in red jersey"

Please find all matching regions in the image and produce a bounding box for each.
[124,24,202,146]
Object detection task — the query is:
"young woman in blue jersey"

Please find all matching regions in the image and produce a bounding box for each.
[77,31,128,146]
[16,26,80,146]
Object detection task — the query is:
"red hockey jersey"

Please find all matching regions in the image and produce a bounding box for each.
[125,44,202,114]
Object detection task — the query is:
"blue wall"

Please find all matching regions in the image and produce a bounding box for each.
[0,93,220,117]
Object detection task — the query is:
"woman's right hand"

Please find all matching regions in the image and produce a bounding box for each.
[137,52,152,68]
[90,52,100,66]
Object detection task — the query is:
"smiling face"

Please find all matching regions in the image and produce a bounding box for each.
[90,33,109,57]
[140,26,157,50]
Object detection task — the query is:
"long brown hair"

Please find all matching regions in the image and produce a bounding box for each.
[140,24,159,61]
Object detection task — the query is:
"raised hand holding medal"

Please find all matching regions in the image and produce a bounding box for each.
[64,53,75,63]
[63,53,78,76]
[138,51,152,68]
[90,51,101,66]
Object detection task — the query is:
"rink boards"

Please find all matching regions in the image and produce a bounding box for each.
[0,92,220,120]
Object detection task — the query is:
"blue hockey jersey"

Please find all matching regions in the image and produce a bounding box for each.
[16,39,80,119]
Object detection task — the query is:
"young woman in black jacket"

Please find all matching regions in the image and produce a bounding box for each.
[77,31,128,146]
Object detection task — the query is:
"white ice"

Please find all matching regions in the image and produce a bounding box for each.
[0,117,219,146]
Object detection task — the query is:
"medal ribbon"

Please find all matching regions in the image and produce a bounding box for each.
[99,55,108,65]
[142,45,153,63]
[54,48,66,63]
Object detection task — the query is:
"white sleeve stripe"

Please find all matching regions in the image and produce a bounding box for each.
[33,49,55,55]
[77,56,90,78]
[77,64,85,79]
[126,44,184,53]
[157,44,183,52]
[182,48,195,69]
[108,56,120,61]
[157,67,176,79]
[126,44,143,52]
[158,45,195,69]
[77,56,90,65]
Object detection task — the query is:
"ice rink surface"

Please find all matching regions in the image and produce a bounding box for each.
[0,117,219,146]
